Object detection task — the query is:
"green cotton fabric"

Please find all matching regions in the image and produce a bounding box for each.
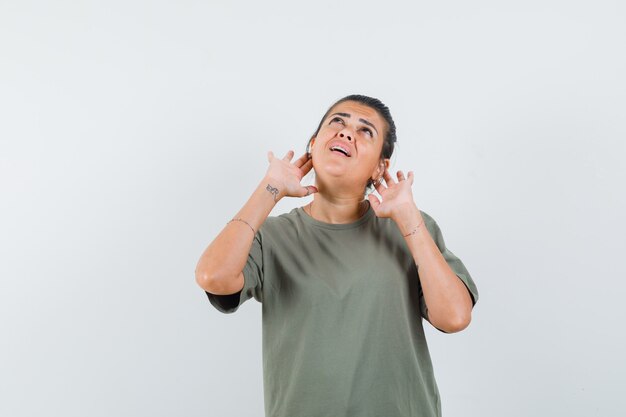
[205,203,479,417]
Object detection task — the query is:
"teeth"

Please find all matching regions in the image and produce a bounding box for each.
[330,146,349,156]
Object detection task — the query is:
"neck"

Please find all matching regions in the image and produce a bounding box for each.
[306,194,369,224]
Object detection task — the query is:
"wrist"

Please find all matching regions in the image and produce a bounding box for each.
[391,201,419,222]
[392,203,424,235]
[260,176,285,202]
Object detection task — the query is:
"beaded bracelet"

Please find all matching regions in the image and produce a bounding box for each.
[227,218,256,235]
[402,218,424,237]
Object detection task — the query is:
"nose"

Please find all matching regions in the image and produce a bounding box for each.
[339,131,353,141]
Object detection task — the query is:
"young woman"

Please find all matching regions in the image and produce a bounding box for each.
[195,94,479,417]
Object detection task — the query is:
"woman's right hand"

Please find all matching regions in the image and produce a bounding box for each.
[265,149,318,199]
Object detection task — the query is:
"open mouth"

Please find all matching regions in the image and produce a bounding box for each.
[329,146,351,157]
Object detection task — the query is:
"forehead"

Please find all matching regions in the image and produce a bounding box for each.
[328,101,384,128]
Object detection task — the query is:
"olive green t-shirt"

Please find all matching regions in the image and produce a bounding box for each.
[205,203,479,417]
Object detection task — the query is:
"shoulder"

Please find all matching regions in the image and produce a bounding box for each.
[265,207,300,228]
[257,207,301,238]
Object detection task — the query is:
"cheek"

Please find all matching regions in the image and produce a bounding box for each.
[321,125,341,136]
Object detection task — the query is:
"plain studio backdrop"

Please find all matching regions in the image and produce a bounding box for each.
[1,1,625,416]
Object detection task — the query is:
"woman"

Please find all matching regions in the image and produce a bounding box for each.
[195,94,479,417]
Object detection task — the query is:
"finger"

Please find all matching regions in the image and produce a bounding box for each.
[383,167,395,185]
[282,149,295,162]
[299,185,318,197]
[408,171,414,185]
[267,151,274,163]
[374,177,385,194]
[299,157,314,175]
[368,193,381,211]
[293,151,310,168]
[397,170,405,181]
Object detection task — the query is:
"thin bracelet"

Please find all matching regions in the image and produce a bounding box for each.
[402,218,424,237]
[227,218,256,235]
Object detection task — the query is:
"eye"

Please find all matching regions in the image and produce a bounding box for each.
[361,127,373,136]
[330,116,344,124]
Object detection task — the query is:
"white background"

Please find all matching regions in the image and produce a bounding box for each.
[1,1,625,416]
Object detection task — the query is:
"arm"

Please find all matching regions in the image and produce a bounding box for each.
[195,175,283,295]
[195,149,315,295]
[394,203,474,333]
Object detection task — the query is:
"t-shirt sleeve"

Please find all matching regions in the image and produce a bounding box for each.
[419,215,479,323]
[205,229,264,314]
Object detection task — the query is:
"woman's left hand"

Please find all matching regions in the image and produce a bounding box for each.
[368,168,418,220]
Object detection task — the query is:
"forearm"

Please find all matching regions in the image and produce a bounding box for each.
[195,176,283,288]
[393,203,473,332]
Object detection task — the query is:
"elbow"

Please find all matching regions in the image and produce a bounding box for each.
[196,269,242,295]
[195,271,214,293]
[195,266,224,293]
[195,262,226,293]
[434,312,472,334]
[441,293,474,333]
[445,313,472,333]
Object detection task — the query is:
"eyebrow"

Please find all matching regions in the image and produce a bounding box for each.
[328,112,379,135]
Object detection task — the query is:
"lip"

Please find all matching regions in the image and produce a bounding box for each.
[330,150,350,158]
[328,140,353,157]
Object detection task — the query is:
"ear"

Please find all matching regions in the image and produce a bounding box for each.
[372,158,390,179]
[309,136,316,152]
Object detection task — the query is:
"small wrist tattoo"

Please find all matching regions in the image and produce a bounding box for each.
[266,183,280,201]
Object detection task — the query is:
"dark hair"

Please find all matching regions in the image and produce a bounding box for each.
[306,94,397,195]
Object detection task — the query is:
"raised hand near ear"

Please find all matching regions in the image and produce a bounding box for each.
[264,149,318,200]
[367,168,417,220]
